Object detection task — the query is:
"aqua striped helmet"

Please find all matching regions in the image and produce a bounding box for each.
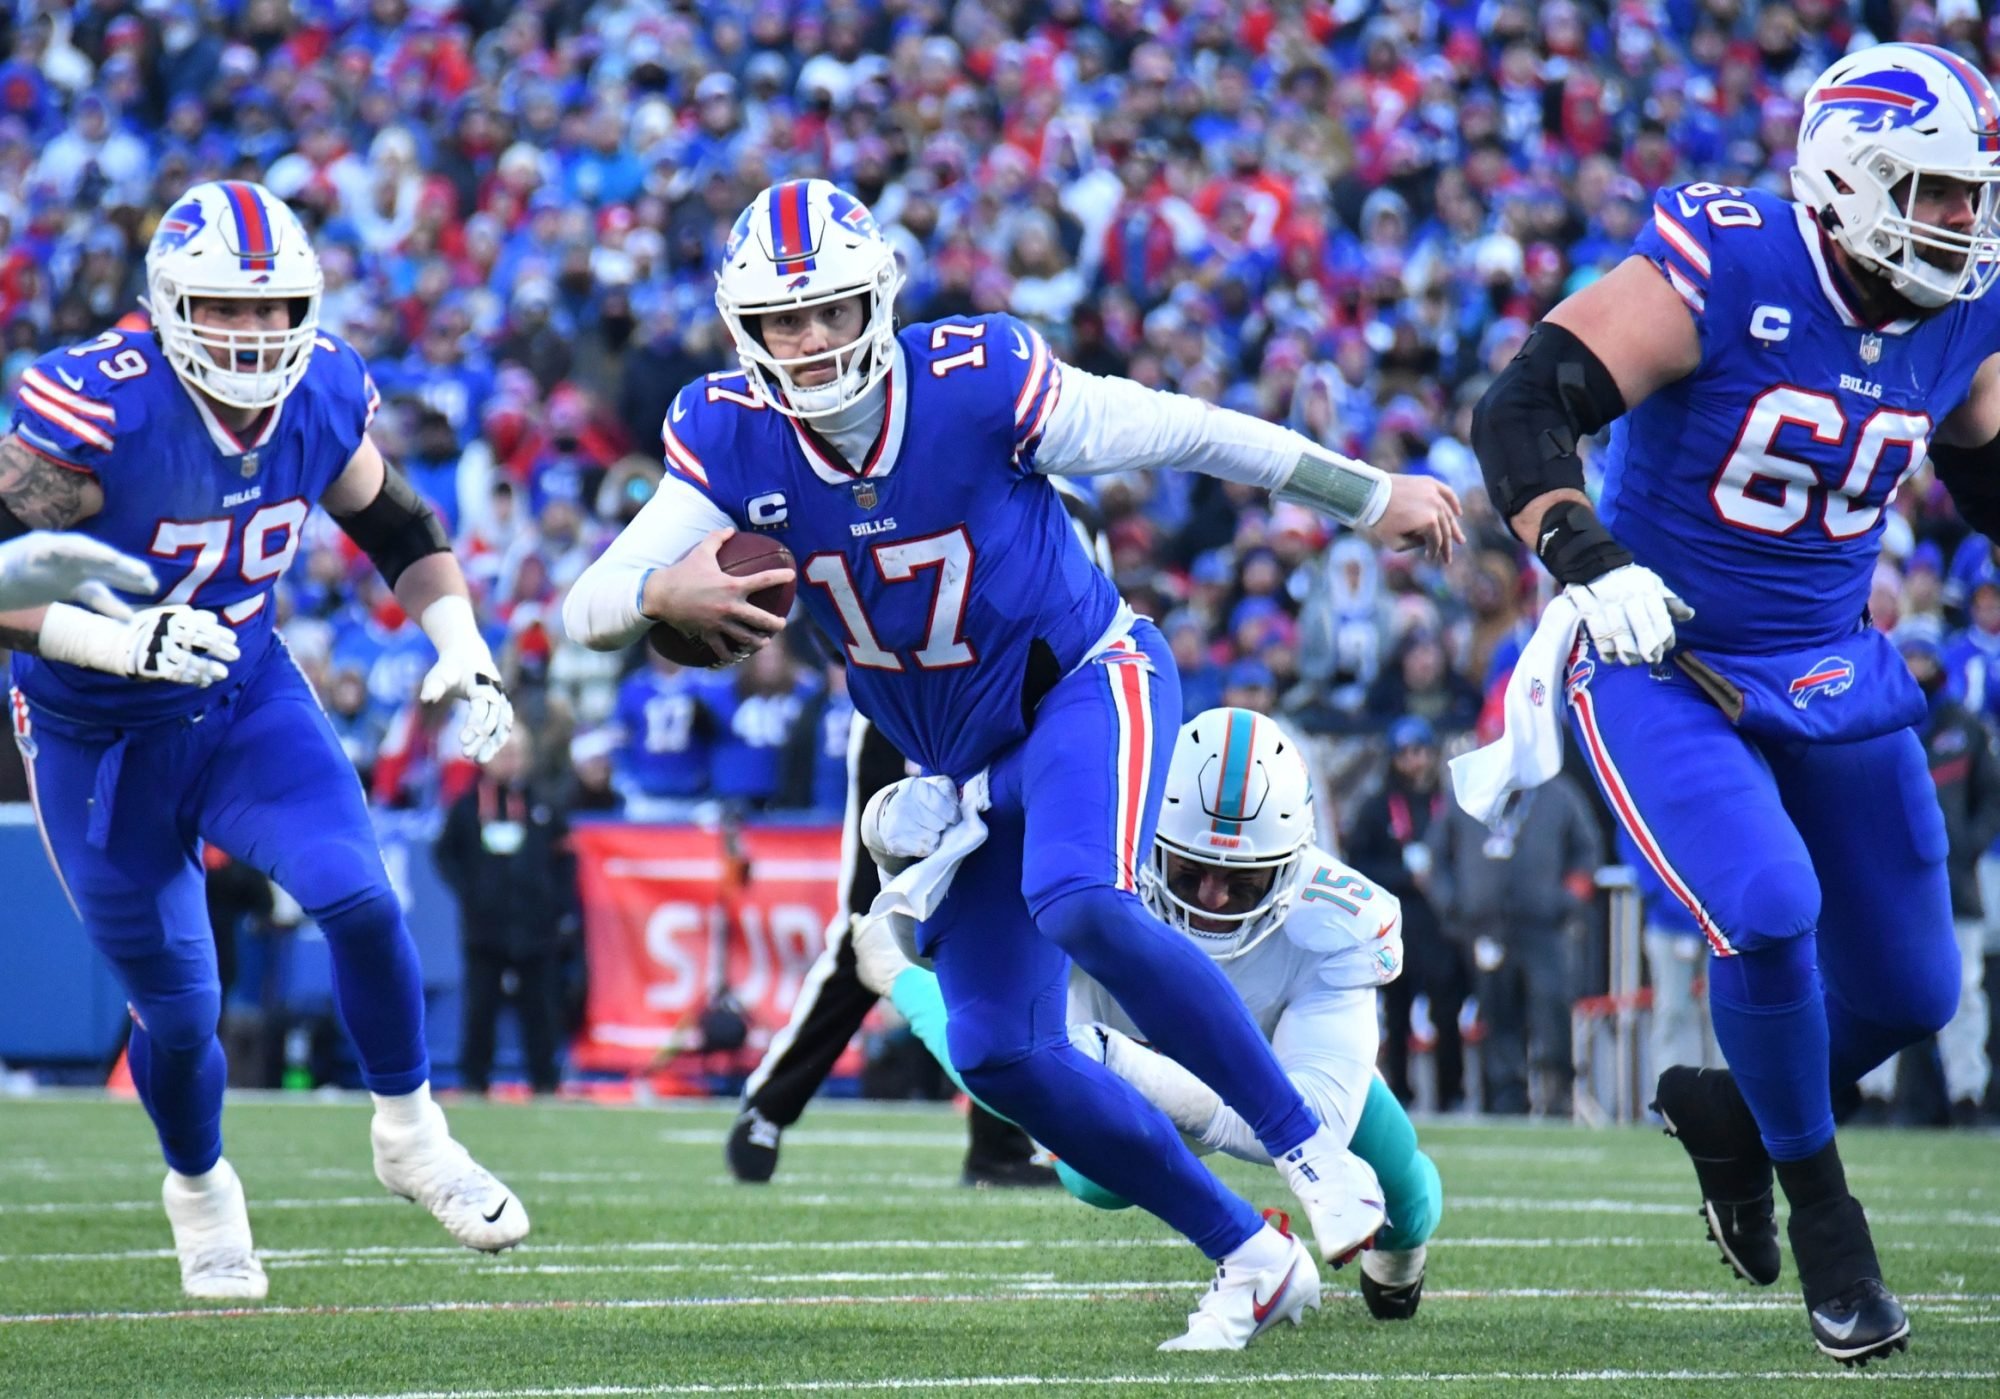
[1143,707,1315,960]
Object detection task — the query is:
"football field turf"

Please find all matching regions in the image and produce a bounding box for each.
[1,1095,1995,1397]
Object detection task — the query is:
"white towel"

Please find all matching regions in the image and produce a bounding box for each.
[864,769,994,931]
[1447,595,1582,828]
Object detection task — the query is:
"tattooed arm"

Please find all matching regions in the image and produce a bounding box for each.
[0,433,108,655]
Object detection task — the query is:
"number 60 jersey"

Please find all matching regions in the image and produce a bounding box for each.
[9,326,378,722]
[661,313,1122,782]
[1603,182,2000,653]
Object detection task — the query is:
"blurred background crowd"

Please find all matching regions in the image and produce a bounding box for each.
[3,0,1999,1122]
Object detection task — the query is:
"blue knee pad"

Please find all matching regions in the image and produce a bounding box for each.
[1349,1076,1442,1252]
[1715,857,1819,953]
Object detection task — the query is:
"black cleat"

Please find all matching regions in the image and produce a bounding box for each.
[1359,1246,1427,1320]
[960,1155,1062,1189]
[1652,1066,1781,1286]
[726,1107,782,1183]
[1791,1195,1910,1366]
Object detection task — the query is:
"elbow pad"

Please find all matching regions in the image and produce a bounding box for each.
[1930,435,2000,540]
[336,466,450,588]
[1471,323,1627,520]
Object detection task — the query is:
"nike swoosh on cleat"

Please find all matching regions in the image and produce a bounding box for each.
[481,1199,509,1224]
[1814,1310,1860,1341]
[1251,1260,1298,1326]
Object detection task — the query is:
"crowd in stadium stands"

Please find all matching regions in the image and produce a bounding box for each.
[5,0,2000,1116]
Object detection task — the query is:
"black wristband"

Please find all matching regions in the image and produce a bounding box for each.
[1534,499,1633,587]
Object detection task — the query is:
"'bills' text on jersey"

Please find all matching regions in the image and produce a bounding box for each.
[9,327,379,721]
[1603,182,2000,652]
[660,313,1120,780]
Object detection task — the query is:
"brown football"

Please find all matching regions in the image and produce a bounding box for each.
[647,533,798,668]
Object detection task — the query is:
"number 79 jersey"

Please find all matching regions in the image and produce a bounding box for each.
[660,313,1121,780]
[1602,182,2000,653]
[9,327,377,722]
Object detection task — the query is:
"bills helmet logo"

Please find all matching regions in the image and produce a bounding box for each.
[1806,68,1939,140]
[723,206,756,262]
[1789,656,1855,710]
[153,199,207,254]
[826,187,879,238]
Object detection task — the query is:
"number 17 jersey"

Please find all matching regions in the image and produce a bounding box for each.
[1603,182,2000,653]
[659,313,1122,781]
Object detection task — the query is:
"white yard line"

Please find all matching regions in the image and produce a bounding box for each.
[242,1370,2000,1399]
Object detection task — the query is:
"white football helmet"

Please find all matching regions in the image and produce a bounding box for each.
[1144,707,1315,961]
[714,178,903,420]
[1793,42,2000,308]
[145,180,323,410]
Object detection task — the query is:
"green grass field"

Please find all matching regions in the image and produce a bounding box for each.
[0,1095,1994,1398]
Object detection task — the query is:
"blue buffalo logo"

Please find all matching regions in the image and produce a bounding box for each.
[1565,650,1596,698]
[723,205,756,262]
[825,187,879,238]
[1788,656,1855,710]
[1806,69,1939,140]
[154,198,207,253]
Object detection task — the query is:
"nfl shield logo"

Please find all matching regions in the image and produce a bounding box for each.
[853,481,877,511]
[1859,333,1882,365]
[240,451,260,478]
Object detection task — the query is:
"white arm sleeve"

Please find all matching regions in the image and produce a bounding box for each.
[561,473,732,651]
[1194,984,1381,1164]
[1032,362,1302,488]
[1032,365,1391,525]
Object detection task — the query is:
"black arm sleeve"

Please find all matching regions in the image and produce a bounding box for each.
[1470,322,1627,521]
[332,464,450,589]
[1930,434,2000,540]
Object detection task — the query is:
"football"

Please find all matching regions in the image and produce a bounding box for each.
[646,533,798,667]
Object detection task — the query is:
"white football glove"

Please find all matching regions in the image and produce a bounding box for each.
[420,660,512,764]
[1568,563,1694,666]
[125,605,240,686]
[861,775,962,862]
[417,595,513,764]
[0,533,158,618]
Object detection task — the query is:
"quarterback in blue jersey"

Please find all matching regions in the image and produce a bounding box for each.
[1471,44,2000,1365]
[0,180,528,1299]
[567,178,1461,1350]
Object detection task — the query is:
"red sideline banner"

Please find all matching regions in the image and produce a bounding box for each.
[569,824,850,1086]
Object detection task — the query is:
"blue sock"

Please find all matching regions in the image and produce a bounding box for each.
[1349,1075,1443,1253]
[317,888,431,1095]
[956,1039,1262,1259]
[1707,937,1832,1161]
[127,995,227,1177]
[1037,885,1317,1156]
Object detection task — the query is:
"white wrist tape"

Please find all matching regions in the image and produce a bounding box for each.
[1276,450,1393,528]
[420,594,490,660]
[38,601,133,676]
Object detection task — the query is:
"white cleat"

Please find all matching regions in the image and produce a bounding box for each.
[1159,1223,1321,1352]
[162,1158,268,1301]
[847,913,915,998]
[1277,1128,1387,1267]
[372,1102,529,1251]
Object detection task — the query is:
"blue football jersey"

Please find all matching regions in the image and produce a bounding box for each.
[9,327,379,720]
[612,664,712,799]
[662,313,1120,780]
[1602,182,2000,653]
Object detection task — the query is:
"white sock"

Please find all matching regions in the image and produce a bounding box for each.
[168,1159,230,1194]
[1223,1222,1293,1275]
[372,1082,435,1130]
